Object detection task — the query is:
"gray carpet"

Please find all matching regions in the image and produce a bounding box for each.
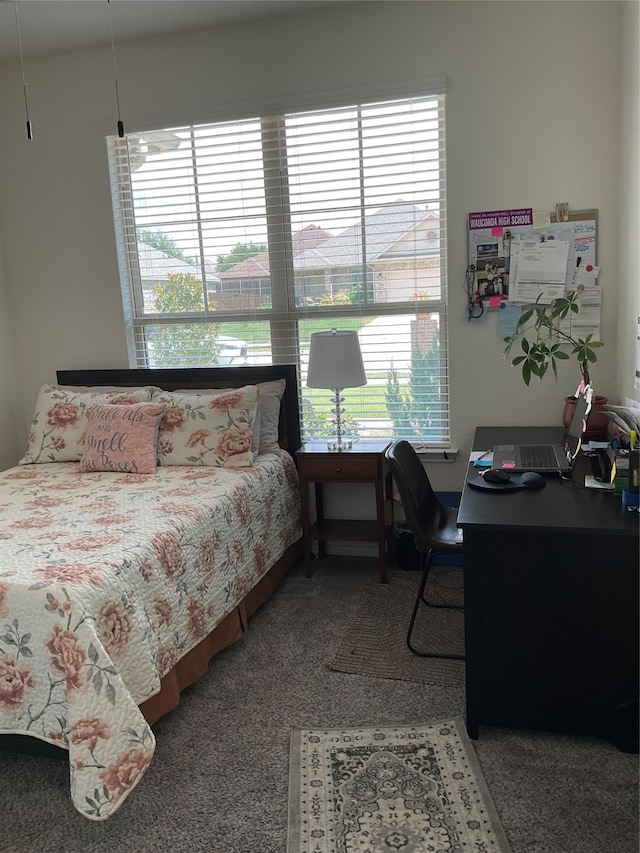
[0,557,637,853]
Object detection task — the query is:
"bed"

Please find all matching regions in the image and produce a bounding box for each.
[0,365,302,820]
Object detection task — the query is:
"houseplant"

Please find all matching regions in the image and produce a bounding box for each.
[503,288,607,433]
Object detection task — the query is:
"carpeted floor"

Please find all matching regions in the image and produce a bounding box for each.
[0,556,637,853]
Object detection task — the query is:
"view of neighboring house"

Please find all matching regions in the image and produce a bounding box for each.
[138,242,220,312]
[217,201,441,309]
[216,224,334,310]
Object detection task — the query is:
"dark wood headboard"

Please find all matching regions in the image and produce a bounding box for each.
[56,365,301,455]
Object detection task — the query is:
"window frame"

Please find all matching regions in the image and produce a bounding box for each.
[108,87,449,446]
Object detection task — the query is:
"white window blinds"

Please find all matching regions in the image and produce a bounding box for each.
[107,92,449,445]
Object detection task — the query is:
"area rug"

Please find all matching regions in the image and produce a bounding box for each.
[287,717,512,853]
[328,568,465,686]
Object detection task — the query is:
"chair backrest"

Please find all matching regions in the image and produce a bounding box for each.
[385,439,455,554]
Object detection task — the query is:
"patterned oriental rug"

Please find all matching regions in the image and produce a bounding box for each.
[287,717,512,853]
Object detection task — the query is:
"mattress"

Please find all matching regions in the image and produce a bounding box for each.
[0,450,300,819]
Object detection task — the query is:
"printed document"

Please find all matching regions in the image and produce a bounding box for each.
[511,239,570,303]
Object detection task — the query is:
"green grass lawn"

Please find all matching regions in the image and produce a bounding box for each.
[303,383,389,415]
[221,317,368,346]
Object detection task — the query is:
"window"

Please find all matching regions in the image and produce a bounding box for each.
[107,91,449,445]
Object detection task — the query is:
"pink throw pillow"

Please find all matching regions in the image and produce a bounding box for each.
[78,402,166,474]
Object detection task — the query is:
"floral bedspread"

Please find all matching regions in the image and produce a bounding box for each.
[0,451,300,820]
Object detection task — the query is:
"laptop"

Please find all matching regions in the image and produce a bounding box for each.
[492,388,591,474]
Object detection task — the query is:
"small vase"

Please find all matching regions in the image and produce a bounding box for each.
[562,394,609,439]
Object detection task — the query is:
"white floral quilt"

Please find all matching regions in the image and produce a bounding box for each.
[0,452,300,820]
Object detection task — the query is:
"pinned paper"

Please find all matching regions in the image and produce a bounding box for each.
[533,209,551,229]
[498,302,523,337]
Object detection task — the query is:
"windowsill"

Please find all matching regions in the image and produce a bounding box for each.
[416,448,458,462]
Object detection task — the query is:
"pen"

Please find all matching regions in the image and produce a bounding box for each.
[572,256,582,286]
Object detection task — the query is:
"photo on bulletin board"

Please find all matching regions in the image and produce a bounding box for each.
[475,242,509,300]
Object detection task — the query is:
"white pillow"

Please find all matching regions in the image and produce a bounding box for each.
[254,379,286,454]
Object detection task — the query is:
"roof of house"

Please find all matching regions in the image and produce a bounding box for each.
[218,202,438,279]
[138,242,220,284]
[218,225,334,279]
[292,201,438,270]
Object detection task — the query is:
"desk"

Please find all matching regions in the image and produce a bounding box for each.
[458,426,639,750]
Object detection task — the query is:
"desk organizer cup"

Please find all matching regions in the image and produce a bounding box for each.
[622,447,639,508]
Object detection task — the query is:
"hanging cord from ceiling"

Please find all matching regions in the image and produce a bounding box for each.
[106,0,125,138]
[13,1,33,140]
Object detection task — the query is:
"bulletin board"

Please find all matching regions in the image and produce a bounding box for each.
[465,207,600,339]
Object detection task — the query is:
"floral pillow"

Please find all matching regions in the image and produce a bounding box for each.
[165,378,286,455]
[154,385,260,467]
[20,384,156,464]
[78,402,166,474]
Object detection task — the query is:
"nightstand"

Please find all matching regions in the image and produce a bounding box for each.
[296,439,393,582]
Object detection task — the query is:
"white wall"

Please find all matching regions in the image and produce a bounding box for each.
[0,245,22,470]
[0,1,631,487]
[617,0,640,405]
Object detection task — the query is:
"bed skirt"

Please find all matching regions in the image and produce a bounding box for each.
[140,540,301,724]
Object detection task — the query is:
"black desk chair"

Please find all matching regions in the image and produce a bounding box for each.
[385,440,464,660]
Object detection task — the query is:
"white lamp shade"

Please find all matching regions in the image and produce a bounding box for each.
[306,330,367,390]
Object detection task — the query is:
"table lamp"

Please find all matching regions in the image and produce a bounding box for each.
[306,329,367,451]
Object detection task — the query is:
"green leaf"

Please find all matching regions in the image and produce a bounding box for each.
[106,682,117,706]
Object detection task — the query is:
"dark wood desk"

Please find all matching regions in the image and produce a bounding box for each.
[458,426,639,751]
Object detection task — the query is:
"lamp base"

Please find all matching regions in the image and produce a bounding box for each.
[326,436,353,452]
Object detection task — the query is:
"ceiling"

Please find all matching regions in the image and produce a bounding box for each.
[0,0,342,62]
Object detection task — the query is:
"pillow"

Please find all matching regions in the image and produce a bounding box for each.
[21,384,156,464]
[78,402,166,474]
[158,386,261,455]
[165,378,285,455]
[55,384,162,395]
[154,385,260,467]
[255,379,286,454]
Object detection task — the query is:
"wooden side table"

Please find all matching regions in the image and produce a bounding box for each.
[296,439,393,583]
